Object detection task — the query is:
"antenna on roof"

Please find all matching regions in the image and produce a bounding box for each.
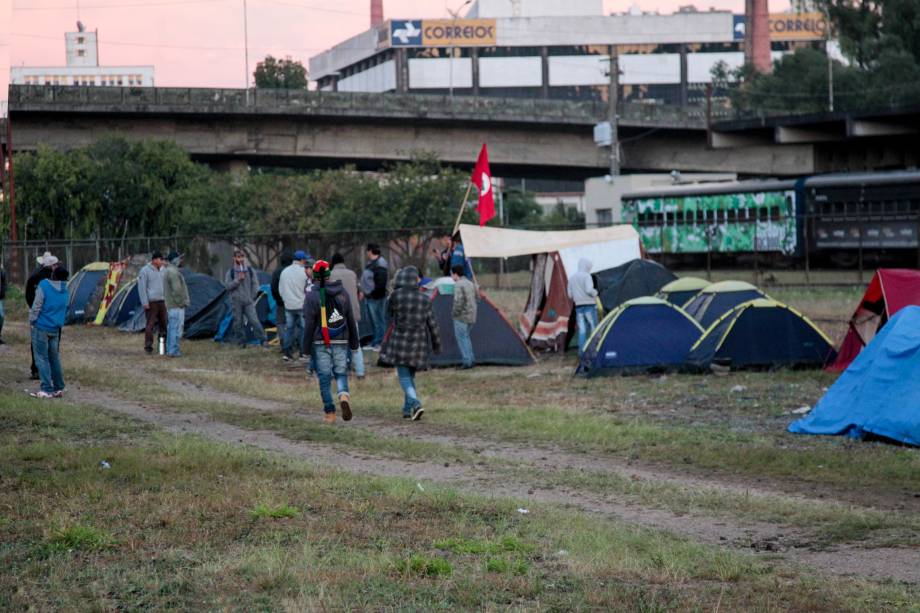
[77,20,86,32]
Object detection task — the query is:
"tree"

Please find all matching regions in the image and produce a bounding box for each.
[254,55,309,89]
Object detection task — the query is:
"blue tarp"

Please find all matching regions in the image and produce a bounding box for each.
[789,306,920,446]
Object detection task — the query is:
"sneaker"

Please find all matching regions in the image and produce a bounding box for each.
[29,391,54,399]
[144,347,154,354]
[282,354,293,362]
[338,393,352,421]
[411,405,424,421]
[52,390,64,398]
[368,345,381,352]
[323,412,336,424]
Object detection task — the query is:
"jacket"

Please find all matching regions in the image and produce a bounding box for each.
[137,262,166,305]
[379,266,441,370]
[26,266,53,307]
[450,244,473,279]
[224,265,260,306]
[362,256,389,300]
[329,263,360,322]
[452,276,478,324]
[30,279,68,332]
[567,258,598,307]
[270,266,284,307]
[164,265,190,310]
[301,280,359,353]
[279,263,308,311]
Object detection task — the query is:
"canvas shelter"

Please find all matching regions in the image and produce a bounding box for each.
[426,280,534,367]
[789,306,920,446]
[595,259,676,313]
[683,280,767,328]
[577,297,703,376]
[458,224,641,352]
[828,269,920,371]
[685,298,836,370]
[65,262,110,325]
[657,277,710,307]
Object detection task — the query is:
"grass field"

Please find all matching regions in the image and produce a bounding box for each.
[1,282,918,611]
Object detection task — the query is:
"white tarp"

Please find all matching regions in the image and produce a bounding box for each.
[459,224,640,275]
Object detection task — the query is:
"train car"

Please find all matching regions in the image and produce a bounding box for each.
[621,170,920,266]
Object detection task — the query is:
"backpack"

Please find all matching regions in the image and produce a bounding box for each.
[323,292,348,340]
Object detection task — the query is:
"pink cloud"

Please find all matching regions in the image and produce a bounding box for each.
[5,0,790,97]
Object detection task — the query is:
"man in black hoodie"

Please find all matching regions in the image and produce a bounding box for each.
[302,260,359,424]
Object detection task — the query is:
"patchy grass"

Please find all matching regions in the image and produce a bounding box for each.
[1,385,917,611]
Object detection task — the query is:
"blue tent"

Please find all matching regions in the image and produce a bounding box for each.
[683,281,766,328]
[65,262,110,325]
[789,306,920,446]
[576,297,704,376]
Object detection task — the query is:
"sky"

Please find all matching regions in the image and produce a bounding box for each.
[1,0,793,106]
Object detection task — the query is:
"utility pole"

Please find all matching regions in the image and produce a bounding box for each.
[826,9,834,112]
[607,44,620,177]
[243,0,250,89]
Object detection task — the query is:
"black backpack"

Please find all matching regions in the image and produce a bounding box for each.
[324,292,348,340]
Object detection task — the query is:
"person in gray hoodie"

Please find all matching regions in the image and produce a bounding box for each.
[137,251,167,354]
[224,249,266,347]
[567,257,599,356]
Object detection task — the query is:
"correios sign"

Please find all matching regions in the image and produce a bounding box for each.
[733,13,828,41]
[389,19,497,47]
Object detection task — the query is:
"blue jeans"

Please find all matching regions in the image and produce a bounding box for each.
[351,348,366,377]
[32,327,65,393]
[397,366,420,416]
[167,308,185,356]
[453,320,475,367]
[283,309,304,356]
[366,298,386,346]
[314,344,350,414]
[575,304,599,356]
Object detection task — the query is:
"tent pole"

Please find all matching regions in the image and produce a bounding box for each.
[451,182,474,237]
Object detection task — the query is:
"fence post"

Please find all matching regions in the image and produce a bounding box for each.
[803,212,810,285]
[706,223,712,281]
[753,215,759,286]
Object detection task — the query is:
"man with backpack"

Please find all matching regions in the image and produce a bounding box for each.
[303,260,359,424]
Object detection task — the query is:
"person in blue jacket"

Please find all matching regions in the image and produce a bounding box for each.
[28,267,70,399]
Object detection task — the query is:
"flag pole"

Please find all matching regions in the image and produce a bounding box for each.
[451,181,474,236]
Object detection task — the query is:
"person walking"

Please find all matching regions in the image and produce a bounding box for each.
[138,251,168,354]
[360,243,389,350]
[567,257,599,356]
[28,267,69,398]
[163,251,190,358]
[451,264,478,369]
[379,266,441,421]
[271,253,293,353]
[279,250,310,361]
[0,263,7,345]
[329,252,365,379]
[224,249,266,347]
[302,260,359,424]
[26,252,59,377]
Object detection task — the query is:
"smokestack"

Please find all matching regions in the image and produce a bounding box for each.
[745,0,771,73]
[371,0,384,27]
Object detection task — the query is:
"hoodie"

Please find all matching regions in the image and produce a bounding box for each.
[567,258,598,307]
[137,262,166,306]
[30,279,68,332]
[301,279,359,352]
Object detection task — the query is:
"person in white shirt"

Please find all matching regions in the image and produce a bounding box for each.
[279,250,311,361]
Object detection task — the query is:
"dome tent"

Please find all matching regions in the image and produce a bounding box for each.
[595,259,677,313]
[657,277,710,307]
[683,280,766,328]
[65,262,110,325]
[577,297,703,376]
[686,298,836,371]
[789,306,920,446]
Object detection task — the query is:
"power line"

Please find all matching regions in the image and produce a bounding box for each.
[13,0,230,10]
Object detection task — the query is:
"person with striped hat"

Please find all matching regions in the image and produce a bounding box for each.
[302,260,359,424]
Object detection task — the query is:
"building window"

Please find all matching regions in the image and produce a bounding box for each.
[596,209,613,226]
[77,36,84,44]
[77,49,85,57]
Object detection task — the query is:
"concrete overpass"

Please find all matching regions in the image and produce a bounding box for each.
[6,85,918,178]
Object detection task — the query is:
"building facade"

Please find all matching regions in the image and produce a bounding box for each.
[310,1,827,107]
[11,27,154,88]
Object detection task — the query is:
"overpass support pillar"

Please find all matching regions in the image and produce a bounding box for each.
[395,49,409,93]
[211,159,250,183]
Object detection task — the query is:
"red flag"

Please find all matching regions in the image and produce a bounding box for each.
[470,144,495,226]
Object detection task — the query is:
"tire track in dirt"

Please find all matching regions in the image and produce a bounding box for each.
[53,384,920,585]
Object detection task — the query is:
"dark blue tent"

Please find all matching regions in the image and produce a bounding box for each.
[595,259,677,313]
[686,298,836,371]
[657,277,710,308]
[103,280,141,327]
[683,281,766,328]
[789,306,920,446]
[119,268,226,333]
[577,297,704,376]
[65,262,110,325]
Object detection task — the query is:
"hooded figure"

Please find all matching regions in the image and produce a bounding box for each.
[567,258,599,356]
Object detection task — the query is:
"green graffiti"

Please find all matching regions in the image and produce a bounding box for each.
[624,190,797,255]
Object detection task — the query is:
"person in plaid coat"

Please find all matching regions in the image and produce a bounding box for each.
[379,265,441,420]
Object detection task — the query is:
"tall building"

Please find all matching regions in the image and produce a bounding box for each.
[310,1,827,106]
[11,24,155,88]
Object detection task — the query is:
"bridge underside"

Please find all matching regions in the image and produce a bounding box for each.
[9,112,915,179]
